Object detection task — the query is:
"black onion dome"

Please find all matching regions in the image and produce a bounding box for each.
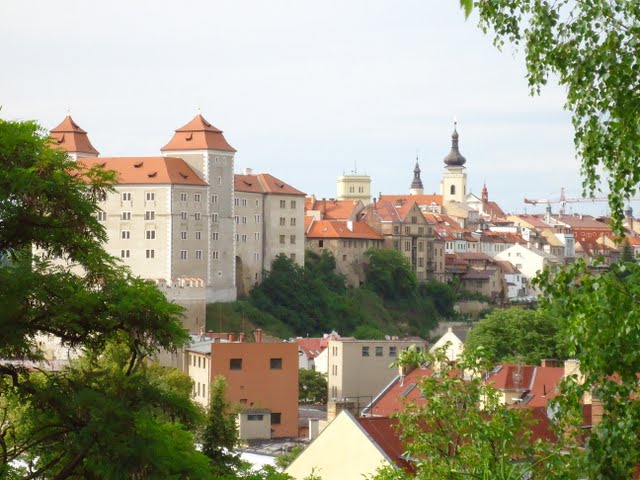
[443,123,466,167]
[410,157,423,190]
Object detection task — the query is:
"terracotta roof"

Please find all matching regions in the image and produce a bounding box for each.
[378,194,442,208]
[306,219,384,240]
[553,214,611,230]
[78,157,207,186]
[509,214,551,229]
[161,114,236,152]
[483,200,506,218]
[49,116,99,155]
[305,198,362,220]
[495,260,520,274]
[234,173,305,196]
[355,416,414,472]
[295,338,325,359]
[455,252,495,262]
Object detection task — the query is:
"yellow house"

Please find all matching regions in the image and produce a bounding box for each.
[285,410,408,480]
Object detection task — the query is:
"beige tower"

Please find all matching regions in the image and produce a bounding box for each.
[440,123,467,204]
[161,114,237,302]
[337,172,371,205]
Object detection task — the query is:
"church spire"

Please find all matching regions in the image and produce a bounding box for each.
[409,155,424,195]
[481,181,488,202]
[443,121,466,167]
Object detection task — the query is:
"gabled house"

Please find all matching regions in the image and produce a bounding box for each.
[429,326,469,362]
[495,244,561,296]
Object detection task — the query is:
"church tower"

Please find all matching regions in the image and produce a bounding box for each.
[409,156,424,196]
[161,114,237,302]
[440,123,467,204]
[337,170,372,205]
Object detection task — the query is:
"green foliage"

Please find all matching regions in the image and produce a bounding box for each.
[275,444,305,470]
[0,118,209,478]
[201,375,242,476]
[375,347,577,480]
[298,369,328,404]
[538,260,640,478]
[364,248,417,301]
[473,0,640,233]
[465,308,567,365]
[352,324,385,340]
[418,280,457,318]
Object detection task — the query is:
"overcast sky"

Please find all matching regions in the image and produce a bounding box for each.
[3,0,618,216]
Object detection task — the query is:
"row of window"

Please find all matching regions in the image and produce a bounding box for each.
[280,200,297,209]
[393,225,432,236]
[235,215,261,223]
[362,346,398,357]
[234,233,262,243]
[229,358,282,370]
[279,235,296,245]
[120,249,203,260]
[121,192,205,203]
[247,412,281,425]
[279,217,297,226]
[234,198,261,207]
[101,211,220,222]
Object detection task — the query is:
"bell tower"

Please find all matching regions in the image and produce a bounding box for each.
[440,122,467,204]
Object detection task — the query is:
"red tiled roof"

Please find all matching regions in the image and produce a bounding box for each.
[356,416,414,472]
[295,338,325,359]
[306,199,362,220]
[49,116,99,155]
[161,114,236,152]
[554,214,611,230]
[483,200,506,218]
[78,157,207,186]
[511,214,551,229]
[234,173,305,196]
[306,219,384,240]
[455,252,495,261]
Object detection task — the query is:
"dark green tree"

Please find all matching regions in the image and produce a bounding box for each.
[465,308,567,365]
[201,375,242,476]
[298,369,328,404]
[364,248,417,300]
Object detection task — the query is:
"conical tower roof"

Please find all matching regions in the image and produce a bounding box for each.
[410,156,424,190]
[443,122,466,167]
[161,114,236,152]
[50,116,99,156]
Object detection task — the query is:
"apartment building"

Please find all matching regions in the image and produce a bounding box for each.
[186,332,298,438]
[327,338,427,404]
[234,170,305,295]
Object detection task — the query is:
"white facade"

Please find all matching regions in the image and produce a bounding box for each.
[495,244,560,295]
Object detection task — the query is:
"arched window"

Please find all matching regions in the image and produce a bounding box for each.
[450,185,456,195]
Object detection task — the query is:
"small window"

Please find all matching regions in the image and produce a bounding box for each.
[146,192,155,201]
[211,195,218,204]
[375,346,383,357]
[242,216,247,224]
[280,200,286,208]
[145,211,155,221]
[247,414,263,421]
[180,193,188,202]
[290,235,296,245]
[212,251,219,260]
[290,253,296,261]
[241,234,247,242]
[279,217,286,226]
[122,192,131,202]
[181,211,188,220]
[234,216,240,224]
[120,249,130,258]
[280,235,285,244]
[195,231,202,240]
[255,214,261,223]
[270,358,282,369]
[180,250,187,260]
[290,218,296,226]
[271,413,282,425]
[291,200,296,209]
[146,249,154,259]
[362,346,370,357]
[122,212,132,221]
[234,198,240,206]
[121,230,130,239]
[242,198,247,207]
[319,240,324,248]
[194,193,201,202]
[389,346,397,357]
[195,212,202,221]
[181,231,188,240]
[97,211,107,221]
[212,213,219,222]
[195,250,203,260]
[230,358,242,370]
[146,230,156,240]
[212,232,219,241]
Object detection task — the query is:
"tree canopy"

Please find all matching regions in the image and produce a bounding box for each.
[465,307,567,365]
[364,248,417,301]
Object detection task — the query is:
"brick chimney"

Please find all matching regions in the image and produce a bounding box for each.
[228,333,236,342]
[239,333,245,343]
[255,328,263,343]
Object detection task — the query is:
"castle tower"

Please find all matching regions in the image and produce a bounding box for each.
[50,116,99,160]
[337,170,371,205]
[440,122,467,204]
[409,156,424,196]
[161,114,237,302]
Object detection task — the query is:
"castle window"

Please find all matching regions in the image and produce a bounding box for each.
[450,185,456,195]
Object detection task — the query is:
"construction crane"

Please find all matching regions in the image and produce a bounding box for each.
[524,187,611,215]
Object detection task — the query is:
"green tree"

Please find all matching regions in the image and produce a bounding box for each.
[461,0,640,232]
[372,347,574,480]
[275,445,305,471]
[465,308,567,365]
[298,369,328,404]
[538,260,640,478]
[201,375,242,476]
[364,248,417,301]
[0,118,210,478]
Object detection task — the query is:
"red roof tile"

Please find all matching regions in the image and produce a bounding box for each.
[49,116,99,155]
[356,416,414,472]
[161,114,236,152]
[306,198,362,220]
[78,157,207,186]
[306,219,384,240]
[234,173,305,196]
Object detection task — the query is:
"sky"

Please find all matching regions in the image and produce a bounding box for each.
[1,0,621,216]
